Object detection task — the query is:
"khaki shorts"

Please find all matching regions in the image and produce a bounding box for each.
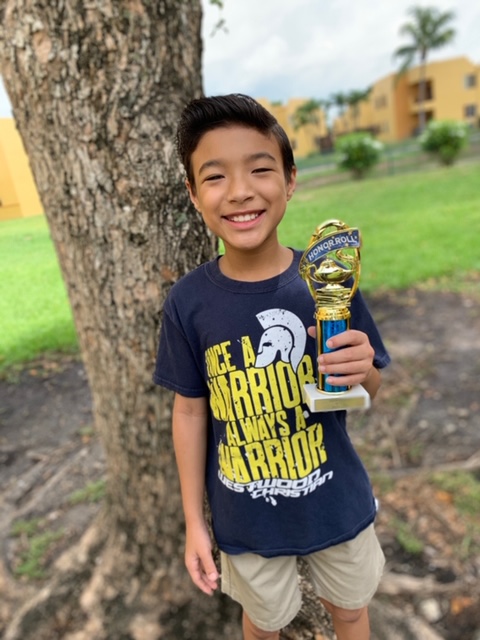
[220,524,385,632]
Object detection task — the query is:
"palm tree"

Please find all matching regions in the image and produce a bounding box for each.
[292,98,333,153]
[394,5,455,133]
[319,98,333,135]
[330,91,349,134]
[292,98,323,131]
[346,88,372,132]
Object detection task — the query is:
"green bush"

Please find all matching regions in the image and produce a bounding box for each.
[336,133,383,179]
[420,120,468,166]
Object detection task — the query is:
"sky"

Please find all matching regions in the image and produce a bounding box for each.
[1,0,479,117]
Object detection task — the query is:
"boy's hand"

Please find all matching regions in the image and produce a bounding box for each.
[308,327,374,388]
[185,521,219,596]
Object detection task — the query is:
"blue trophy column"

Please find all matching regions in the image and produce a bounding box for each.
[316,314,350,394]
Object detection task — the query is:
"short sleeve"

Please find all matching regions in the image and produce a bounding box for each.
[153,298,208,397]
[350,289,391,370]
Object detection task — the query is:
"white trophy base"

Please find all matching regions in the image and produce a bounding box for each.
[302,383,371,412]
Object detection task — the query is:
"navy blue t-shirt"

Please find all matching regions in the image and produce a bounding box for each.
[154,250,390,557]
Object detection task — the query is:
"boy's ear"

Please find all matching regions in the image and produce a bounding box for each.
[185,179,200,211]
[286,166,297,201]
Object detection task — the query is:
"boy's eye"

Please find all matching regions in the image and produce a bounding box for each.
[252,167,271,174]
[204,174,223,181]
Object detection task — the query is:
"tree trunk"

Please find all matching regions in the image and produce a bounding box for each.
[0,1,240,637]
[418,51,427,133]
[0,2,337,638]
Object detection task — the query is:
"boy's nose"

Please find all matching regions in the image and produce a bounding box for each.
[227,174,254,202]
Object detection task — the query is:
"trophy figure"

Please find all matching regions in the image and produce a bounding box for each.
[299,219,371,412]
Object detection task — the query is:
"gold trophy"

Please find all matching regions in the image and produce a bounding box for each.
[299,219,371,412]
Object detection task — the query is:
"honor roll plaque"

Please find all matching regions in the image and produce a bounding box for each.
[299,219,371,412]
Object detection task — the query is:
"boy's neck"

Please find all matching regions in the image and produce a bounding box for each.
[219,243,293,282]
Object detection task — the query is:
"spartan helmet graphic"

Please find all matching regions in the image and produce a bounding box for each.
[255,309,307,372]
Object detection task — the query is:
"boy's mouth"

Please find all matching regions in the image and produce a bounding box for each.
[225,211,262,223]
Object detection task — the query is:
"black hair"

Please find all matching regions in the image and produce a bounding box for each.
[176,93,295,190]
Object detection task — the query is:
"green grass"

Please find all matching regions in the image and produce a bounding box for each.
[430,471,480,518]
[429,471,480,557]
[0,216,78,370]
[11,518,64,579]
[281,160,480,291]
[392,517,424,555]
[68,479,106,505]
[1,160,479,369]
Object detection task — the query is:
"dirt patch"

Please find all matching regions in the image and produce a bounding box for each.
[0,285,479,638]
[361,286,480,639]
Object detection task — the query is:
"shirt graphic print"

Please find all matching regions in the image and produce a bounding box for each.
[206,307,331,505]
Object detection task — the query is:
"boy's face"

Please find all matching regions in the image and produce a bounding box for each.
[186,125,296,255]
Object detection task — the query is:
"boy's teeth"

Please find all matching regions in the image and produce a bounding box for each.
[230,212,258,222]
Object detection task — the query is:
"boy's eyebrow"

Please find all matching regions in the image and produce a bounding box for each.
[197,152,278,176]
[198,159,223,175]
[249,152,277,164]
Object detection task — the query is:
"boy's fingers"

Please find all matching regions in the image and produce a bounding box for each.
[192,552,219,595]
[321,357,365,372]
[189,563,216,595]
[325,330,359,349]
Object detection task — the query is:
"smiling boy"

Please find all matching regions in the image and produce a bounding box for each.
[154,94,390,640]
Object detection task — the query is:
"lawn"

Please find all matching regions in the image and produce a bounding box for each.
[0,216,77,370]
[1,160,479,369]
[281,160,480,291]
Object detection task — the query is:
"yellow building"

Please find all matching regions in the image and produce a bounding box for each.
[262,56,480,153]
[0,118,43,221]
[257,97,328,158]
[337,55,480,143]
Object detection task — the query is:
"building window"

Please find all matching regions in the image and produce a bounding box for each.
[465,104,477,118]
[413,80,433,102]
[374,95,387,109]
[464,74,477,88]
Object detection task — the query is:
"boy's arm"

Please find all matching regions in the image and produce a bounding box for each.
[172,393,219,595]
[359,361,381,399]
